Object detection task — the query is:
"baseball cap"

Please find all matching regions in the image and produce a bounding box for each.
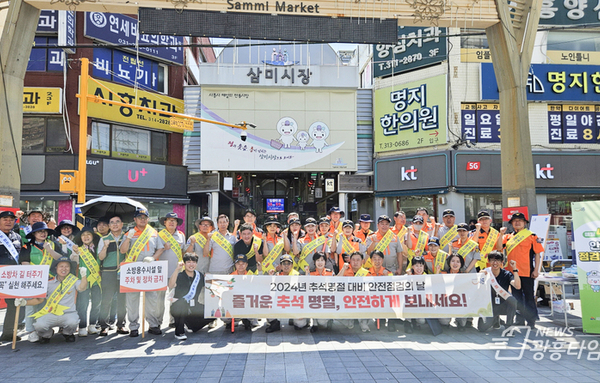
[359,214,373,223]
[0,211,16,219]
[304,217,318,226]
[134,208,149,217]
[342,220,354,229]
[509,212,529,223]
[244,208,257,217]
[377,215,391,224]
[412,215,424,224]
[318,217,331,225]
[328,206,345,216]
[235,254,248,263]
[457,223,469,231]
[428,237,441,246]
[442,209,455,217]
[288,218,301,226]
[280,254,293,263]
[477,210,491,220]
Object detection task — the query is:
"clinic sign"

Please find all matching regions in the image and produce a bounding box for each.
[93,48,163,92]
[373,27,447,78]
[86,78,184,133]
[480,63,600,102]
[23,88,62,114]
[374,74,447,153]
[84,12,184,65]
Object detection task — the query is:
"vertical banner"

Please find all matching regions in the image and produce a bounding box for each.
[571,201,600,334]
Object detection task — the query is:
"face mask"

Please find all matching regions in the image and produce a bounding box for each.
[413,224,423,231]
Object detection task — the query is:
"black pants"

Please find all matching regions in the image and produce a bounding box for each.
[98,270,127,330]
[171,299,212,335]
[478,296,517,332]
[1,299,16,340]
[512,276,538,326]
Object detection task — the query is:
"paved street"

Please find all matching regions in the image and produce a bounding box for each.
[1,303,599,383]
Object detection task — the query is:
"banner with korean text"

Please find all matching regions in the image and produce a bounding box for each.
[0,265,50,299]
[374,74,447,153]
[571,201,600,334]
[120,261,168,292]
[204,273,492,319]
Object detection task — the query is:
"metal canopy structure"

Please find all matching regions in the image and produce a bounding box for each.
[0,0,541,220]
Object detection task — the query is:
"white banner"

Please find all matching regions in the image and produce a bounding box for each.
[204,274,492,319]
[0,265,50,299]
[120,261,168,293]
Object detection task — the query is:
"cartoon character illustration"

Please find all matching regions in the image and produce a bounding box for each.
[308,122,330,153]
[296,131,310,150]
[588,270,600,292]
[277,117,298,148]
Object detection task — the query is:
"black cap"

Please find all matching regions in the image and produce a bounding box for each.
[288,218,301,226]
[377,215,391,223]
[244,208,257,217]
[235,254,248,263]
[359,214,373,223]
[280,254,293,263]
[428,237,441,246]
[509,212,529,223]
[318,217,331,225]
[328,207,345,217]
[442,209,455,217]
[416,207,429,214]
[412,215,424,223]
[263,216,281,227]
[159,212,183,226]
[0,211,16,219]
[134,208,149,217]
[477,210,491,220]
[342,220,354,228]
[304,217,318,226]
[457,223,469,231]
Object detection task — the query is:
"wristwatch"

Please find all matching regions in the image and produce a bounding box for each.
[513,269,519,273]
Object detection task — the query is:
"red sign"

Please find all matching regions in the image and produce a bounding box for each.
[466,161,480,171]
[232,188,239,198]
[502,206,529,222]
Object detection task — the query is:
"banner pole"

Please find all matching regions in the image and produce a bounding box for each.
[142,292,146,339]
[12,305,20,350]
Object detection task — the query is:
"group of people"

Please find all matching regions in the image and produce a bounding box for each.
[0,205,544,343]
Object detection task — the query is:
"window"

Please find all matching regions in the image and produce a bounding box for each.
[90,121,169,163]
[112,125,151,161]
[91,121,110,155]
[157,64,167,93]
[22,116,66,153]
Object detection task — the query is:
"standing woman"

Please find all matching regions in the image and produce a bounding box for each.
[261,216,283,273]
[55,220,80,257]
[72,226,102,336]
[305,252,333,333]
[366,250,398,332]
[20,222,63,342]
[283,218,304,270]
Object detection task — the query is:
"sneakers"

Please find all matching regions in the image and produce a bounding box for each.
[242,319,252,330]
[174,333,187,340]
[39,337,51,344]
[360,322,370,333]
[148,327,162,335]
[87,325,99,335]
[116,327,129,335]
[64,334,76,342]
[98,328,108,337]
[404,321,414,334]
[129,330,139,337]
[265,320,281,333]
[29,332,40,343]
[78,328,88,337]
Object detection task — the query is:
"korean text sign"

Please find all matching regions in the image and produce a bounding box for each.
[374,74,447,153]
[373,26,447,78]
[204,273,492,319]
[120,261,168,293]
[0,265,49,299]
[86,78,184,132]
[481,63,600,102]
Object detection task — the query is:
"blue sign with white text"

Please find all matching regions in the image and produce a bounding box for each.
[481,63,600,102]
[93,48,160,91]
[84,12,183,65]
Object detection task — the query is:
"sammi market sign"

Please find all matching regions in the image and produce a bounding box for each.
[227,0,321,13]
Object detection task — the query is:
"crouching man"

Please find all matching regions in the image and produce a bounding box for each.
[16,257,87,343]
[169,253,213,340]
[478,251,520,332]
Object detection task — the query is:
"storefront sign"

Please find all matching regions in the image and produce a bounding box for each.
[460,103,501,143]
[481,63,600,102]
[460,48,493,63]
[85,78,184,133]
[23,88,62,114]
[375,152,449,192]
[93,48,162,91]
[28,36,63,72]
[37,10,59,33]
[547,104,600,143]
[373,27,447,78]
[571,201,600,334]
[454,152,600,189]
[374,74,447,153]
[84,12,184,65]
[0,265,49,299]
[546,50,600,65]
[540,0,600,25]
[204,273,492,319]
[199,87,357,171]
[103,159,166,189]
[120,261,168,293]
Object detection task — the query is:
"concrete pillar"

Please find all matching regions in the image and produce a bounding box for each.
[0,1,40,207]
[209,191,219,222]
[438,191,465,223]
[338,192,347,217]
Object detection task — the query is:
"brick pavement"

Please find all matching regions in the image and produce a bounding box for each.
[1,305,599,383]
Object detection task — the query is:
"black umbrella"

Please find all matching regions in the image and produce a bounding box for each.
[80,196,147,222]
